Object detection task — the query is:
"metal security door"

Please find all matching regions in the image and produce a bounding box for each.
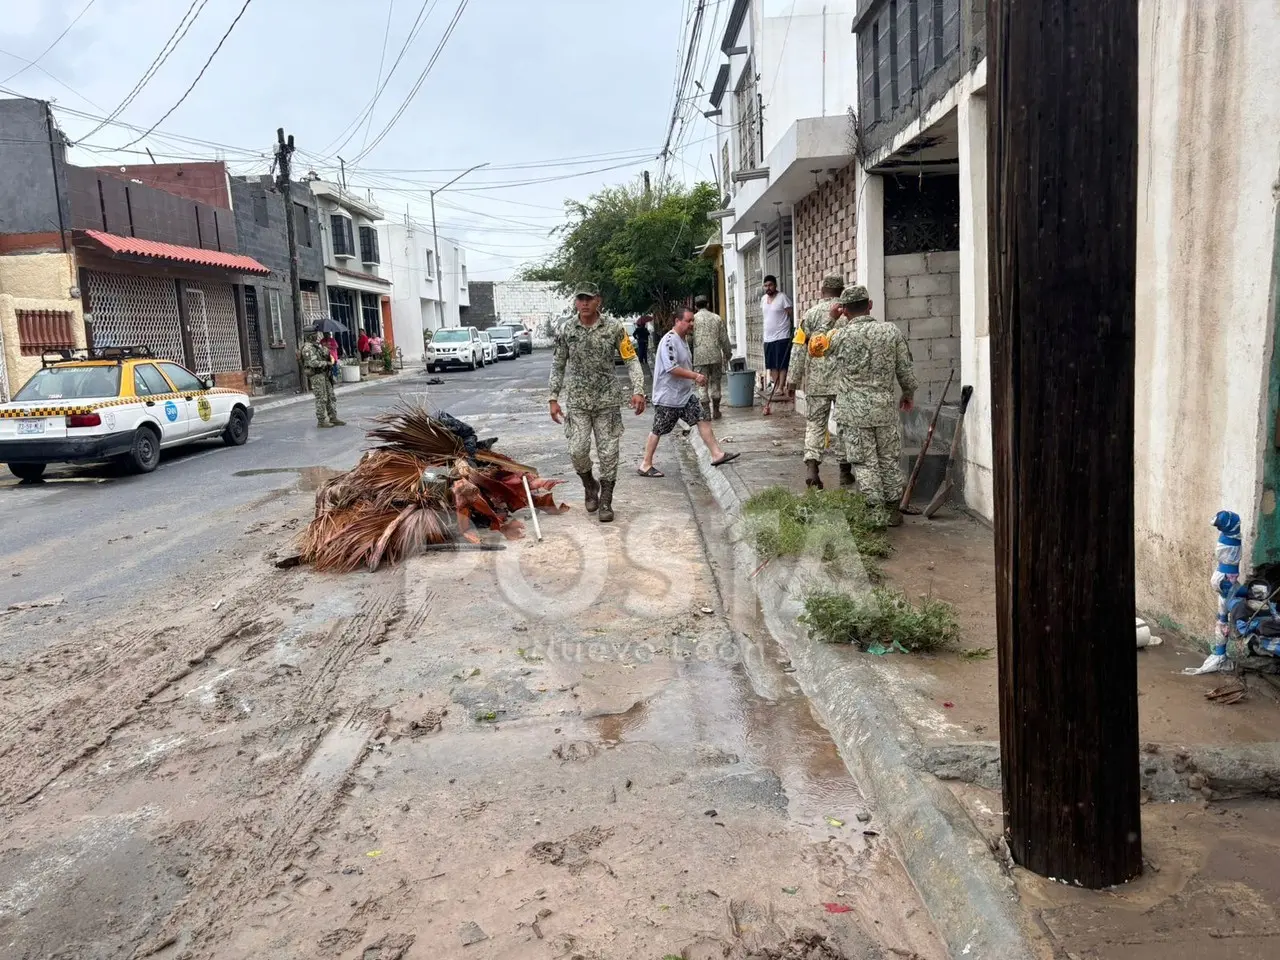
[85,270,184,363]
[742,241,765,379]
[185,283,243,377]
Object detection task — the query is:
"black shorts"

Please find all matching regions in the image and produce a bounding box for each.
[764,339,793,371]
[652,396,706,436]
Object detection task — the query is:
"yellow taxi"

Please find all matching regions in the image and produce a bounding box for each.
[0,346,253,481]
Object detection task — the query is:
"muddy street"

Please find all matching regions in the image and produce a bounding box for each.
[0,357,943,960]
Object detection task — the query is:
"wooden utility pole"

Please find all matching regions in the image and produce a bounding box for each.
[989,0,1142,888]
[275,128,306,390]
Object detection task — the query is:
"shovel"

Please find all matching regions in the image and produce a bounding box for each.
[924,385,974,519]
[900,369,955,514]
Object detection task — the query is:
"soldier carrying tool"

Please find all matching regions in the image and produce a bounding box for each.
[791,274,854,490]
[548,282,646,523]
[813,284,918,526]
[301,324,345,429]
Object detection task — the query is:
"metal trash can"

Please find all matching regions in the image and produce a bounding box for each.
[727,369,756,408]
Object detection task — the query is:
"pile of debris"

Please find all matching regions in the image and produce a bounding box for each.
[297,406,567,572]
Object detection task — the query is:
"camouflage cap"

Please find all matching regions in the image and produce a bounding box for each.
[838,284,871,306]
[821,273,845,292]
[572,282,600,298]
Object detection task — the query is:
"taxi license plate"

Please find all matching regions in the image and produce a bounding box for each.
[16,420,45,436]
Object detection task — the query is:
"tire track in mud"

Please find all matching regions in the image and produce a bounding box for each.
[132,578,407,958]
[0,568,295,812]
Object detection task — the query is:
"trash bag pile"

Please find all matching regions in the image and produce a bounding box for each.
[299,405,567,573]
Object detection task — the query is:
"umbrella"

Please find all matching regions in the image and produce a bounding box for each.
[311,317,349,334]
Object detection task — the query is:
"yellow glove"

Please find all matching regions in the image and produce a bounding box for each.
[808,332,831,358]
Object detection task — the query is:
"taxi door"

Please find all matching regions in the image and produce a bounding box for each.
[156,362,208,440]
[132,363,189,443]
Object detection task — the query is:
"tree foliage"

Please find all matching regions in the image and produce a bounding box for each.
[520,176,719,322]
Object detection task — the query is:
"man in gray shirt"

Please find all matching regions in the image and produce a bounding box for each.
[637,306,741,477]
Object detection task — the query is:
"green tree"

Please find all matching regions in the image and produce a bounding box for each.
[524,176,718,326]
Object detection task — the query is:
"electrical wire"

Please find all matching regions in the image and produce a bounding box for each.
[1,0,100,84]
[119,0,258,150]
[349,0,471,164]
[660,0,707,163]
[76,0,212,142]
[359,0,399,153]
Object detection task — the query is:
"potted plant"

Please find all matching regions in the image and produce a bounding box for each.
[340,357,362,383]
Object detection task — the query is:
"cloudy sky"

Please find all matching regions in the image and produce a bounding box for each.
[0,0,728,279]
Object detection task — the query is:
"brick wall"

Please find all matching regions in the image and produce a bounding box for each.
[885,250,961,442]
[213,370,249,393]
[793,162,858,311]
[95,162,230,209]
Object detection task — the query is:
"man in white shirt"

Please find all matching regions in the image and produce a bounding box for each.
[637,307,741,477]
[760,275,794,415]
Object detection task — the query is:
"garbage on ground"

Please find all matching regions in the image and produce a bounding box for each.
[297,405,568,572]
[1135,617,1163,648]
[823,903,853,914]
[1184,510,1280,676]
[1204,679,1247,705]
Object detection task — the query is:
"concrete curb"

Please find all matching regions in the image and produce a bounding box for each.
[252,370,430,414]
[682,434,1036,960]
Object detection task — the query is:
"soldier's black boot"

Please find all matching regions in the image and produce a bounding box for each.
[597,481,616,523]
[804,459,823,491]
[884,500,904,527]
[578,471,600,513]
[838,462,855,488]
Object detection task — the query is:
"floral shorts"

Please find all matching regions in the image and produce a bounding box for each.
[651,396,705,436]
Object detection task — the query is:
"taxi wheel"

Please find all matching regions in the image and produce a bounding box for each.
[127,426,161,474]
[7,463,45,482]
[222,408,250,447]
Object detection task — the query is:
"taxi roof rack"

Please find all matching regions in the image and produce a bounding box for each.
[40,345,155,367]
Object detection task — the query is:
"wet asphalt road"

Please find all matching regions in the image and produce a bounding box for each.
[0,353,556,620]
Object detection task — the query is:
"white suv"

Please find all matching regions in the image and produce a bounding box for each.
[426,327,485,372]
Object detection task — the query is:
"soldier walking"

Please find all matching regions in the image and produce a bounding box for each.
[548,283,647,523]
[302,325,345,428]
[792,274,853,490]
[689,295,733,419]
[820,285,918,526]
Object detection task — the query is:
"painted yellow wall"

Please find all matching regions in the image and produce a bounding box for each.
[0,252,84,398]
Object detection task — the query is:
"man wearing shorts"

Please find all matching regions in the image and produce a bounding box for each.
[761,275,794,415]
[637,306,740,477]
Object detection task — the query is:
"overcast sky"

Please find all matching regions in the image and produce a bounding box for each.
[0,0,726,279]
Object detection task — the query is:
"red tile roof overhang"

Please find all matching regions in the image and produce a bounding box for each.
[75,229,271,276]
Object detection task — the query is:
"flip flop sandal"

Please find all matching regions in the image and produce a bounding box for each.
[637,466,665,478]
[711,453,741,467]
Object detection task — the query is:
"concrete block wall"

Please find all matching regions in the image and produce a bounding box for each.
[465,281,497,328]
[493,281,568,347]
[884,250,961,413]
[793,162,858,309]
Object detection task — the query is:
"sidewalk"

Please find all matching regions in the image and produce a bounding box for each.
[683,402,1280,960]
[252,368,426,414]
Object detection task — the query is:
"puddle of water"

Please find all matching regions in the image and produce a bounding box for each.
[232,465,343,492]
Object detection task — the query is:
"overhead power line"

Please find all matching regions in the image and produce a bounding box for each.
[0,0,100,84]
[120,0,258,150]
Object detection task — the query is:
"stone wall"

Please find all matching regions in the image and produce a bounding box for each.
[884,250,961,442]
[793,162,858,307]
[493,281,567,347]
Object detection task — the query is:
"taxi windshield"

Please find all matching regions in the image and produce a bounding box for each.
[14,365,121,402]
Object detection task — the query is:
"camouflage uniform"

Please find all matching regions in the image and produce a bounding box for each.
[689,307,733,413]
[549,313,645,484]
[301,337,339,426]
[792,278,850,466]
[828,287,918,505]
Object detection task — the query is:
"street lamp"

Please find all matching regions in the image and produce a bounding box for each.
[430,162,489,329]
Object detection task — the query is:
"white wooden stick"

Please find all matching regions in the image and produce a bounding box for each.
[521,475,543,542]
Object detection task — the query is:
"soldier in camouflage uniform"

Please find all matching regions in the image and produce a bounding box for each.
[549,282,647,523]
[792,274,853,490]
[689,295,733,420]
[823,285,918,526]
[301,325,345,428]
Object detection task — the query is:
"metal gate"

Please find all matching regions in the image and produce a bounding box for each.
[742,241,765,379]
[185,283,243,377]
[85,270,184,364]
[243,286,265,376]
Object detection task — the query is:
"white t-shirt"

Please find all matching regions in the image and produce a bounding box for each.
[761,292,793,343]
[652,331,695,407]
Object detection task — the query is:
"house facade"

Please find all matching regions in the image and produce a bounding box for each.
[0,98,266,400]
[379,220,468,362]
[309,181,391,356]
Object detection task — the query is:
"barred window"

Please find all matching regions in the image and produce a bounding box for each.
[359,225,380,265]
[331,215,355,257]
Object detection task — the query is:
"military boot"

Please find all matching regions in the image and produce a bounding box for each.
[330,419,347,427]
[712,398,722,420]
[597,481,616,523]
[805,459,823,490]
[578,471,600,513]
[838,462,855,488]
[884,500,904,527]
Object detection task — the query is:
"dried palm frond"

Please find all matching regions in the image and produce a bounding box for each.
[348,449,440,510]
[308,505,403,573]
[367,405,464,464]
[315,472,362,515]
[390,504,453,558]
[299,508,345,562]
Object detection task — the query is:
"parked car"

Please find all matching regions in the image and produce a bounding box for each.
[614,321,639,365]
[478,331,497,365]
[426,327,485,372]
[514,326,533,355]
[0,346,253,481]
[487,326,519,361]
